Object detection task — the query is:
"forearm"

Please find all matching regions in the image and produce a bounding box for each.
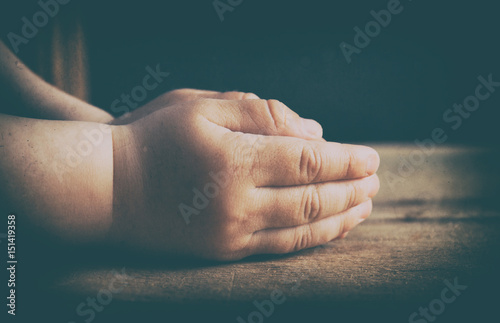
[0,41,113,123]
[0,113,113,243]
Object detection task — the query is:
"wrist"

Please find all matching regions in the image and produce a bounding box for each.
[107,124,144,245]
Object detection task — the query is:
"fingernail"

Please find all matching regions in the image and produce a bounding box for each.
[244,92,260,100]
[302,118,323,138]
[366,153,379,175]
[358,199,373,222]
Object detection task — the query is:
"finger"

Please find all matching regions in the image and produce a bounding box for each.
[155,89,220,106]
[336,232,349,240]
[159,89,258,107]
[247,136,380,186]
[251,175,379,230]
[201,99,323,140]
[165,89,222,105]
[219,91,260,100]
[249,200,373,255]
[115,89,223,123]
[169,89,260,105]
[115,90,260,125]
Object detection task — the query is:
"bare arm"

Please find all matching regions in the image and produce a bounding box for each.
[0,41,113,123]
[0,97,379,260]
[0,42,379,260]
[0,113,113,243]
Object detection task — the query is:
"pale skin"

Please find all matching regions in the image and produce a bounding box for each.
[0,41,380,261]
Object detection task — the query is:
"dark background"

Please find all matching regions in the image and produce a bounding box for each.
[1,0,499,144]
[1,2,500,322]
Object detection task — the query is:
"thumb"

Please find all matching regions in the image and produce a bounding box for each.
[201,99,323,140]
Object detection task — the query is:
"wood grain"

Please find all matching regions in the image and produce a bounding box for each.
[23,144,500,322]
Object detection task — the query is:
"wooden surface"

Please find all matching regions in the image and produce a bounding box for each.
[18,144,500,323]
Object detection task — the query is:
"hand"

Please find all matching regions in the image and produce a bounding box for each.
[111,88,260,124]
[111,99,379,261]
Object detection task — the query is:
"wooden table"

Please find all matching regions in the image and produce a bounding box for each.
[17,144,500,323]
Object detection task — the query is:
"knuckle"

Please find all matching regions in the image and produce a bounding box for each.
[344,181,361,210]
[169,88,184,95]
[340,145,357,178]
[222,91,241,99]
[299,144,322,184]
[223,91,258,100]
[189,98,208,110]
[242,92,259,100]
[190,98,219,116]
[265,99,287,133]
[168,88,189,100]
[182,100,207,124]
[228,134,261,178]
[301,186,321,222]
[293,226,315,252]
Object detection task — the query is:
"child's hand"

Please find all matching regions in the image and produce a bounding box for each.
[111,98,379,261]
